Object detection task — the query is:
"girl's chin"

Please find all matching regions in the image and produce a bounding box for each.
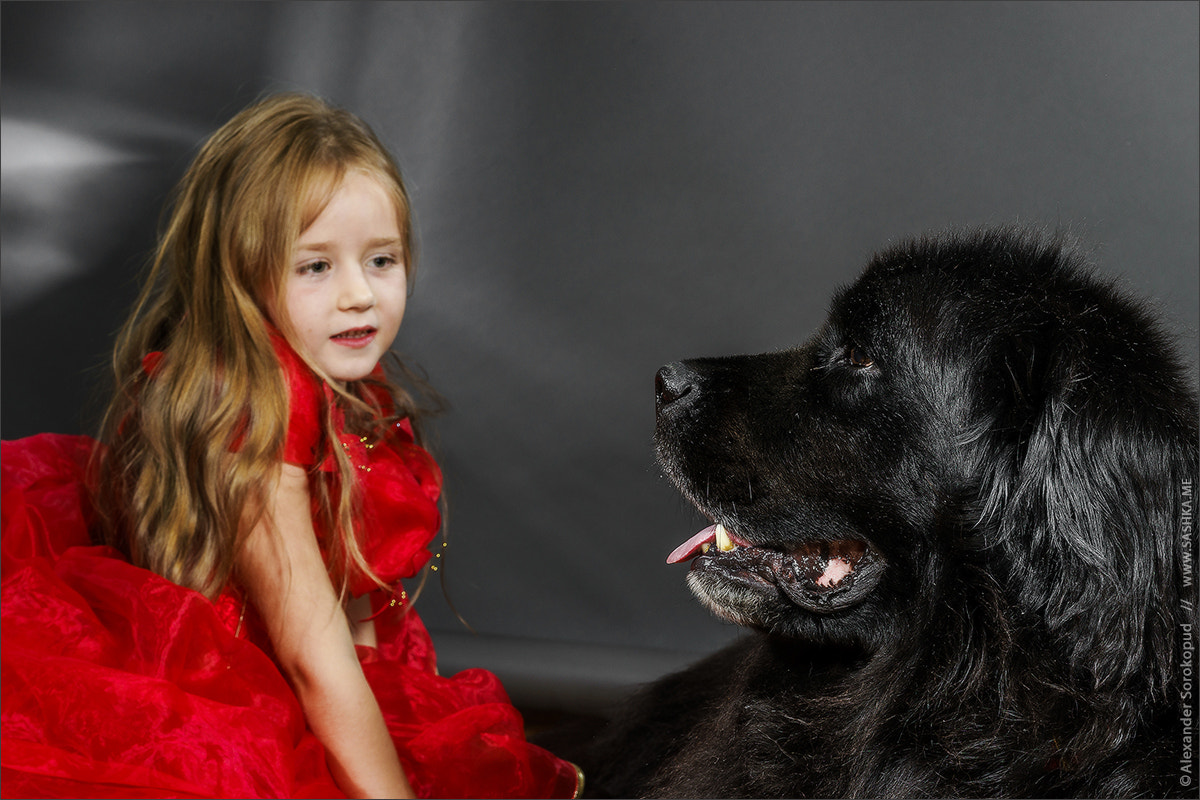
[319,359,379,387]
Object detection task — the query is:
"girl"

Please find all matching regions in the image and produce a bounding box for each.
[1,94,582,799]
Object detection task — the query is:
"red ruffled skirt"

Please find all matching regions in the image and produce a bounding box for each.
[1,434,581,799]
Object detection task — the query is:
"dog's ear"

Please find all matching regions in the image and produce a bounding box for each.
[984,302,1196,699]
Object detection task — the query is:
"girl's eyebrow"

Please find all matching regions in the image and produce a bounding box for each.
[294,236,404,253]
[365,237,404,250]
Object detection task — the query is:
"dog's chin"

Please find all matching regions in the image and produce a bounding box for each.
[684,542,887,640]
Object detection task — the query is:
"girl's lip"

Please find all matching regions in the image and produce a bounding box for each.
[330,327,377,348]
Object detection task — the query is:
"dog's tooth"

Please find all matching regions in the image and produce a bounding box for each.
[715,523,736,552]
[701,542,711,554]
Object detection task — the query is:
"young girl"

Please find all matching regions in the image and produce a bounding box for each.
[1,94,582,799]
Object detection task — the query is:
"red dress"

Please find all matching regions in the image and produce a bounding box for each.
[1,342,582,799]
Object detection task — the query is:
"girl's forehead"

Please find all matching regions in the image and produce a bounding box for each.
[298,167,405,232]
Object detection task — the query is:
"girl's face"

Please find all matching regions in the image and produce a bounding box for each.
[280,171,408,386]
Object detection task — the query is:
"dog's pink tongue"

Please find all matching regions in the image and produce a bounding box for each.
[667,524,718,564]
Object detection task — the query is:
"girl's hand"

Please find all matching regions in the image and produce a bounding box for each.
[238,463,415,799]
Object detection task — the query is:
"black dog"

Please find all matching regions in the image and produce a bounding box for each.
[581,229,1197,798]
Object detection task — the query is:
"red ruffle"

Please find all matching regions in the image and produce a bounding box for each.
[2,435,578,795]
[270,333,444,596]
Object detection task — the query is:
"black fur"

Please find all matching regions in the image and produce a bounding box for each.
[582,229,1198,798]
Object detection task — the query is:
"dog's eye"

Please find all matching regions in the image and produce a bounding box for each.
[848,347,874,368]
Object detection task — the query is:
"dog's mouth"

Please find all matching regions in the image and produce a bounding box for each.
[668,522,885,615]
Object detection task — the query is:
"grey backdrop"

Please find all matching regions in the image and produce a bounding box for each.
[3,1,1197,713]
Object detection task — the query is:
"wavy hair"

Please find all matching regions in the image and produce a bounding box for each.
[95,93,436,600]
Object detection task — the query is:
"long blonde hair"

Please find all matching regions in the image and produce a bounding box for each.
[95,93,431,600]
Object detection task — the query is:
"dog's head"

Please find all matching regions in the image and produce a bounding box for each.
[657,229,1196,690]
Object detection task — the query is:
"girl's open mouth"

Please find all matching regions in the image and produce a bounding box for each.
[330,327,377,347]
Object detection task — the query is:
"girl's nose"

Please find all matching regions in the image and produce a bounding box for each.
[338,266,376,310]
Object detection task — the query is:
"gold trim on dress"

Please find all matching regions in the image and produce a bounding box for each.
[570,762,585,799]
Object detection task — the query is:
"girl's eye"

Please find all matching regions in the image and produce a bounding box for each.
[299,260,331,275]
[369,254,399,270]
[848,347,874,368]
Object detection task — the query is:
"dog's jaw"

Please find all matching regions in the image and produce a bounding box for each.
[665,518,889,633]
[675,529,888,621]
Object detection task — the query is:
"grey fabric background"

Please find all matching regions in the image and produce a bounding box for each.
[3,1,1197,712]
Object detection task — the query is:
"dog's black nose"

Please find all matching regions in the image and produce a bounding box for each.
[656,362,698,411]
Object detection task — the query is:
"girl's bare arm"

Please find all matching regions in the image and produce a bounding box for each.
[237,463,414,799]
